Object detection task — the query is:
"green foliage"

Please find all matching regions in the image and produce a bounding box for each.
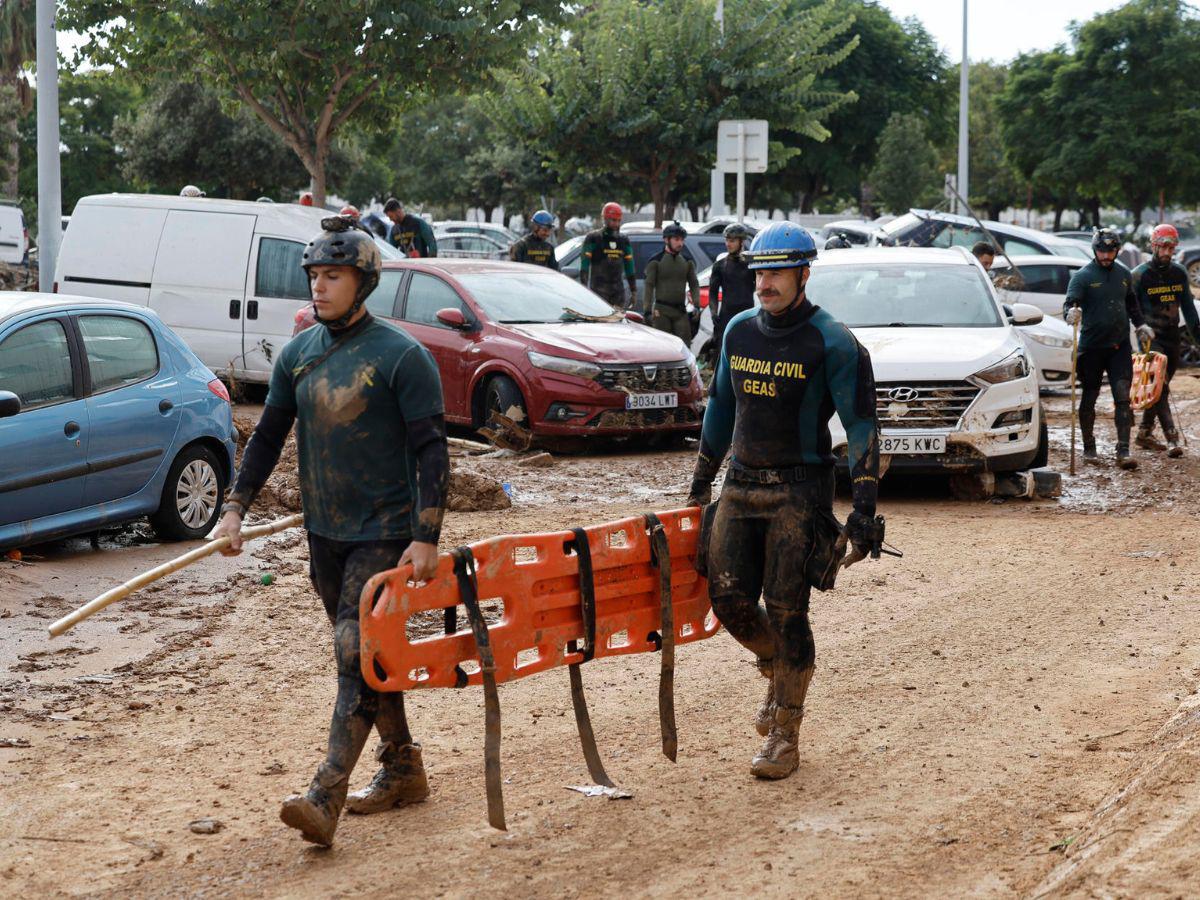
[489,0,858,225]
[115,80,307,200]
[61,0,564,204]
[948,62,1022,220]
[868,112,939,214]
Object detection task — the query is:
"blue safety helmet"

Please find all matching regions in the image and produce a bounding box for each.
[531,209,555,228]
[745,222,818,270]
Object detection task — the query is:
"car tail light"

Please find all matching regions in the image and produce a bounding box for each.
[52,281,58,293]
[699,286,709,309]
[207,378,231,402]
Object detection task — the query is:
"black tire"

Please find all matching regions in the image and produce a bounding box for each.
[150,444,227,541]
[1031,415,1049,469]
[483,375,528,427]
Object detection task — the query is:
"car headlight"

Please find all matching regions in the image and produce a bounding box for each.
[526,350,601,379]
[1025,332,1073,349]
[973,352,1030,384]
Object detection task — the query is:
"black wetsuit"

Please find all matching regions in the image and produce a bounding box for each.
[692,297,879,714]
[580,227,635,308]
[1131,258,1199,437]
[510,234,559,269]
[708,251,756,353]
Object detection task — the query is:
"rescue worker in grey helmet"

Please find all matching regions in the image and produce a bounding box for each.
[687,221,882,780]
[1064,228,1153,469]
[708,222,756,357]
[213,215,450,847]
[509,210,560,270]
[644,221,701,341]
[823,233,852,250]
[1131,223,1199,457]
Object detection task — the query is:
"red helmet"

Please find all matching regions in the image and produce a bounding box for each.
[1151,223,1179,246]
[339,205,360,219]
[601,202,623,222]
[299,191,314,206]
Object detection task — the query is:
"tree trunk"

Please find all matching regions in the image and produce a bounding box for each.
[311,157,327,209]
[1053,203,1065,231]
[482,204,496,223]
[649,178,666,229]
[1,74,18,199]
[664,200,677,222]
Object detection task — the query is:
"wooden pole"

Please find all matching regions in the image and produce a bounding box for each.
[1070,315,1080,476]
[47,514,304,638]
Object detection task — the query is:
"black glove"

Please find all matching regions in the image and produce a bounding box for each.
[841,510,877,569]
[686,478,712,508]
[686,449,721,507]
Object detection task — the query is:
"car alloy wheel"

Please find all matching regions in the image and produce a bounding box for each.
[176,458,220,529]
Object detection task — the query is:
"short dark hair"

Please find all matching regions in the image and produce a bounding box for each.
[383,198,403,213]
[971,241,996,258]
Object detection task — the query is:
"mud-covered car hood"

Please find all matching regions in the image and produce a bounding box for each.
[853,326,1024,382]
[500,320,691,364]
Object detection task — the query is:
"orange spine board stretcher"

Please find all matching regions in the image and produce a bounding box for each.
[359,508,718,692]
[1131,348,1167,411]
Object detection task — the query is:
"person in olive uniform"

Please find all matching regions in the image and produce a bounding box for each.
[383,198,438,258]
[1064,228,1154,469]
[213,216,450,847]
[509,209,560,270]
[686,222,881,781]
[1131,223,1199,457]
[579,201,636,308]
[708,222,756,356]
[644,221,701,341]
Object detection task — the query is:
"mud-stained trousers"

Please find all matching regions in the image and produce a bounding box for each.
[1140,339,1181,436]
[652,304,693,343]
[1076,341,1134,450]
[307,535,413,788]
[706,470,837,713]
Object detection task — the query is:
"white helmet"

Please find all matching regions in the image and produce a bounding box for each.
[180,185,205,198]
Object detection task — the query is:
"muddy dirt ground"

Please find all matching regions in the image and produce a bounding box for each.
[5,377,1200,898]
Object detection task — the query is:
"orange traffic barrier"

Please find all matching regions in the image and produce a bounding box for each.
[1132,347,1167,411]
[359,508,717,692]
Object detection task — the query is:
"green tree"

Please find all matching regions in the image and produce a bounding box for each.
[62,0,564,206]
[0,0,34,196]
[782,0,952,212]
[115,80,307,200]
[868,112,939,214]
[490,0,858,226]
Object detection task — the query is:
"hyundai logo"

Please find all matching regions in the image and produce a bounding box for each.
[643,365,658,381]
[887,387,919,403]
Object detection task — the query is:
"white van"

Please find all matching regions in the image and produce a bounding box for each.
[0,201,28,265]
[54,194,396,383]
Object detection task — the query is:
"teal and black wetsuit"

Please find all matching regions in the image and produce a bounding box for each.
[694,297,879,712]
[1131,258,1198,437]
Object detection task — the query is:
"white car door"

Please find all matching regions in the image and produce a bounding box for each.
[241,235,312,379]
[149,210,256,376]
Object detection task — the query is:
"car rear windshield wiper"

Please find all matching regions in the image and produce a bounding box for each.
[500,319,551,324]
[883,322,945,327]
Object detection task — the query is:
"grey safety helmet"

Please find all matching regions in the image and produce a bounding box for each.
[1092,228,1121,253]
[662,220,687,240]
[722,222,751,241]
[302,215,382,329]
[824,233,852,250]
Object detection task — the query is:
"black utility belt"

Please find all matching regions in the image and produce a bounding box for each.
[728,462,829,485]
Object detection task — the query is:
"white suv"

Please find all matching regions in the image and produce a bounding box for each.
[817,247,1048,475]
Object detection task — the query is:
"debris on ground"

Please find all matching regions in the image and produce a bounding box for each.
[0,737,31,748]
[565,784,634,800]
[448,469,511,512]
[187,818,223,835]
[479,410,533,452]
[517,451,555,469]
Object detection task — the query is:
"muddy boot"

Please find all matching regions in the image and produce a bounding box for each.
[1080,420,1099,462]
[280,762,351,847]
[750,705,803,780]
[1136,428,1166,452]
[1166,430,1184,459]
[346,742,429,814]
[754,660,776,738]
[1116,445,1137,470]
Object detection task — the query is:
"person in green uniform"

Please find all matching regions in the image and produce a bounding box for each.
[213,216,450,847]
[579,201,636,308]
[644,221,701,341]
[509,209,560,269]
[1064,228,1154,469]
[383,198,438,258]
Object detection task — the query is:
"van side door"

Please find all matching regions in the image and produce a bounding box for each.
[149,209,255,378]
[242,236,311,379]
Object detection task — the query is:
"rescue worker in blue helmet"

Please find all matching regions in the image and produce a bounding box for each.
[509,209,560,270]
[687,221,882,780]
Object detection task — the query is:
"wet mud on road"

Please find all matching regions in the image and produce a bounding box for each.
[4,377,1200,896]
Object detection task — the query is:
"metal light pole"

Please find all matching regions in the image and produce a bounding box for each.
[956,0,969,216]
[35,0,62,292]
[709,0,726,217]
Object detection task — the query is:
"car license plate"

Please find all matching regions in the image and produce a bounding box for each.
[881,434,946,454]
[625,392,678,410]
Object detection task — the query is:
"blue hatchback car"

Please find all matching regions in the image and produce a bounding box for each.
[0,294,237,549]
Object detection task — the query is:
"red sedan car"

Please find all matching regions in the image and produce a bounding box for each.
[294,259,704,438]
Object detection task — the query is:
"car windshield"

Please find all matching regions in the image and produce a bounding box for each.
[555,235,584,261]
[808,263,1003,327]
[455,272,619,323]
[1044,241,1091,261]
[878,213,924,237]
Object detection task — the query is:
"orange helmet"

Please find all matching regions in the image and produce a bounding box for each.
[299,191,314,206]
[1151,223,1179,246]
[601,202,623,223]
[339,205,360,219]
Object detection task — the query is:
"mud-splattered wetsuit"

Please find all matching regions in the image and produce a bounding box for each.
[708,250,756,354]
[691,297,878,715]
[579,227,635,308]
[1131,259,1198,437]
[1064,259,1144,454]
[509,234,560,270]
[228,312,449,792]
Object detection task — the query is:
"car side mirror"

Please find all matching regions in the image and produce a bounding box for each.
[436,308,469,329]
[1008,302,1043,326]
[0,390,21,418]
[624,310,645,324]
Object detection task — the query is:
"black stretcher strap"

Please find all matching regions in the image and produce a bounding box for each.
[451,546,506,831]
[566,527,615,788]
[444,604,469,689]
[643,513,678,763]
